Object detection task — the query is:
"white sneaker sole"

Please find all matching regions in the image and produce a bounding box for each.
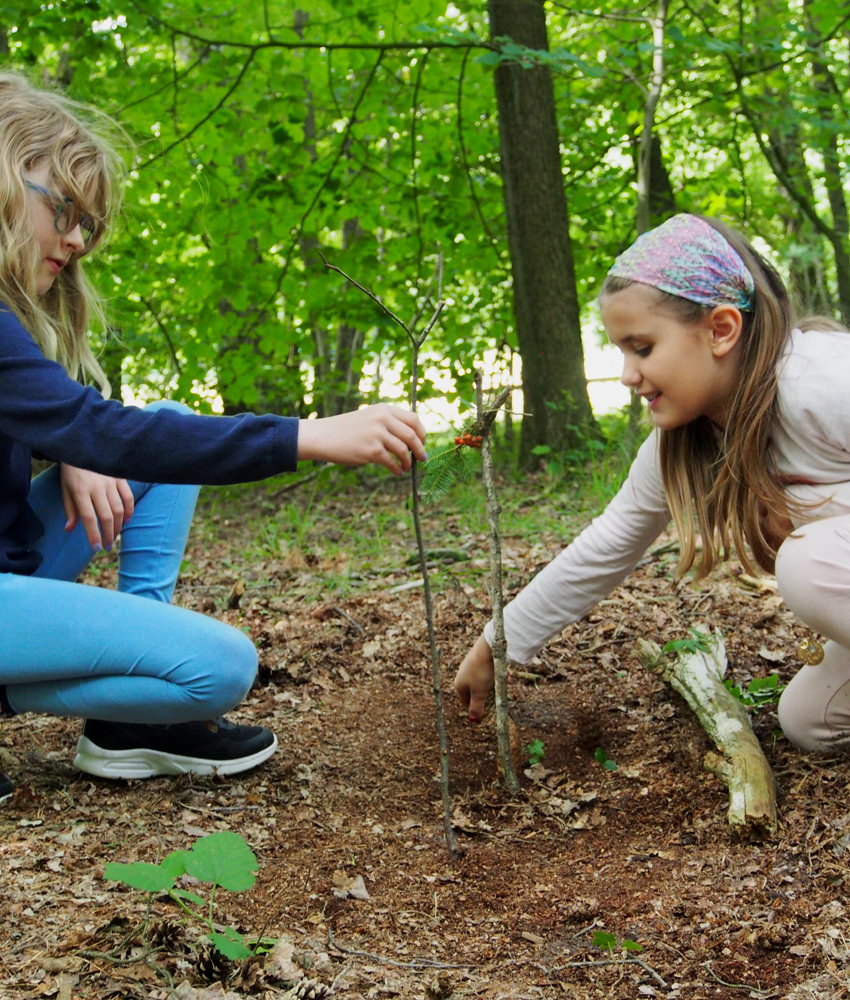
[72,733,278,780]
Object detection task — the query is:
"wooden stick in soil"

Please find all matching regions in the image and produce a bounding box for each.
[474,370,519,794]
[317,250,458,859]
[636,632,778,838]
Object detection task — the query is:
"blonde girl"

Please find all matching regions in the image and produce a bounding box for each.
[455,213,850,755]
[0,73,426,803]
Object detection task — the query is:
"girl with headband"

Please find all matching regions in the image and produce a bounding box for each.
[0,73,426,804]
[455,213,850,755]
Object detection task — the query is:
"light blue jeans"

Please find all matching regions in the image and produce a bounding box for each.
[0,403,258,723]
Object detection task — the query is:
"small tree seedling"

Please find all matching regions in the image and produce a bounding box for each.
[662,627,712,657]
[523,739,546,765]
[592,930,642,955]
[594,747,617,771]
[724,672,784,711]
[104,830,259,960]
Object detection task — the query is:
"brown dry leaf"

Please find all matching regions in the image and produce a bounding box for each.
[265,936,304,981]
[450,805,492,834]
[332,870,370,899]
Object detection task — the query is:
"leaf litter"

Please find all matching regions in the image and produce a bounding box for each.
[1,471,850,997]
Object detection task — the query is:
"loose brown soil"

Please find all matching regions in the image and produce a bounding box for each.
[2,472,849,999]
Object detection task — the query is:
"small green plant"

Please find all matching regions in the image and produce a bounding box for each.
[593,930,642,955]
[594,747,617,771]
[724,673,785,711]
[523,739,546,765]
[104,831,258,960]
[662,626,713,657]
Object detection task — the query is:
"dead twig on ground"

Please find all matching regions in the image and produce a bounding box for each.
[326,926,475,970]
[637,631,778,837]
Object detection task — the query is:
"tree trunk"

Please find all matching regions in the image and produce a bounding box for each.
[488,0,594,470]
[636,0,670,236]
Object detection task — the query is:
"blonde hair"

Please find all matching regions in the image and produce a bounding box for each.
[0,72,126,395]
[602,217,798,578]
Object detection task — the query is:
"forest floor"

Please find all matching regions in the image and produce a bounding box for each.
[2,459,850,1000]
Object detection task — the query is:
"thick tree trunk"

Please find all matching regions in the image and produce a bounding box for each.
[488,0,594,470]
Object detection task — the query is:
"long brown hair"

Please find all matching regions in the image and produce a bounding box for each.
[0,72,127,394]
[602,217,797,577]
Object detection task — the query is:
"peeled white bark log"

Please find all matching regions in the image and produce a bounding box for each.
[636,632,778,838]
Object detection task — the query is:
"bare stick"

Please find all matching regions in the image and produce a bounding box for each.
[318,252,458,859]
[475,370,520,794]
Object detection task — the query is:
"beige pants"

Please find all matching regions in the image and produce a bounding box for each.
[776,515,850,752]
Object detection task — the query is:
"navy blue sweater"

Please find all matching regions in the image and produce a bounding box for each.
[0,308,299,576]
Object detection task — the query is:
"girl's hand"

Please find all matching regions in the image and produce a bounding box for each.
[454,634,496,722]
[297,404,426,476]
[60,464,134,551]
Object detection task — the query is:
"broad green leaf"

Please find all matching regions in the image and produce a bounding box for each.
[185,832,258,891]
[160,850,191,880]
[103,861,176,893]
[208,928,254,960]
[592,931,617,951]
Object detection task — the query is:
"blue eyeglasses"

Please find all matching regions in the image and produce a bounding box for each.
[25,181,97,246]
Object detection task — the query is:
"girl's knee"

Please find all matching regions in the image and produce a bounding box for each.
[777,685,821,753]
[184,619,258,717]
[775,520,850,634]
[208,625,258,713]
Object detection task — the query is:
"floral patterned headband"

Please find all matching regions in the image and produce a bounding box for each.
[607,214,755,311]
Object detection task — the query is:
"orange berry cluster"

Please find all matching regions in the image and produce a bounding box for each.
[454,432,483,448]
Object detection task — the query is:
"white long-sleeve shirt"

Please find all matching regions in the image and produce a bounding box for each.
[486,327,850,664]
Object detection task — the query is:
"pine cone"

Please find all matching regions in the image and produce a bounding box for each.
[280,977,334,999]
[194,943,232,983]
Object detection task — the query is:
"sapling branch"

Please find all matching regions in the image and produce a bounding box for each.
[318,252,458,859]
[475,370,520,794]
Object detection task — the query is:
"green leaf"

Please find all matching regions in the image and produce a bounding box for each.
[103,861,176,893]
[160,850,191,880]
[603,759,618,772]
[208,928,254,960]
[592,931,617,951]
[170,888,206,906]
[622,939,643,953]
[185,832,258,891]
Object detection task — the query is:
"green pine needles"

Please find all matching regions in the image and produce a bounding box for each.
[418,441,479,503]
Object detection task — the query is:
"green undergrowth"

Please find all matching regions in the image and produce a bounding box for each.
[183,409,644,603]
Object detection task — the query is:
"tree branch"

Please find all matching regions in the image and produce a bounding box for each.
[139,49,258,168]
[129,3,492,54]
[457,47,503,259]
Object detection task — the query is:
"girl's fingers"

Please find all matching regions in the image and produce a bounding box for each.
[75,496,102,550]
[117,479,135,522]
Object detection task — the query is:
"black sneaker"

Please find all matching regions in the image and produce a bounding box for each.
[0,771,13,803]
[73,718,277,780]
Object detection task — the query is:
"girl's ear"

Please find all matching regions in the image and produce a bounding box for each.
[708,305,743,358]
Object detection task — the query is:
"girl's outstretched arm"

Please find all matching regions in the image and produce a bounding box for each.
[454,431,671,714]
[297,404,426,475]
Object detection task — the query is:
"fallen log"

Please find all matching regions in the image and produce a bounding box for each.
[636,632,778,838]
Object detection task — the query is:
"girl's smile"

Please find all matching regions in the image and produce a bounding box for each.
[601,282,743,430]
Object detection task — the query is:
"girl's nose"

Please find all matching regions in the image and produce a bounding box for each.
[62,223,86,253]
[620,359,641,388]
